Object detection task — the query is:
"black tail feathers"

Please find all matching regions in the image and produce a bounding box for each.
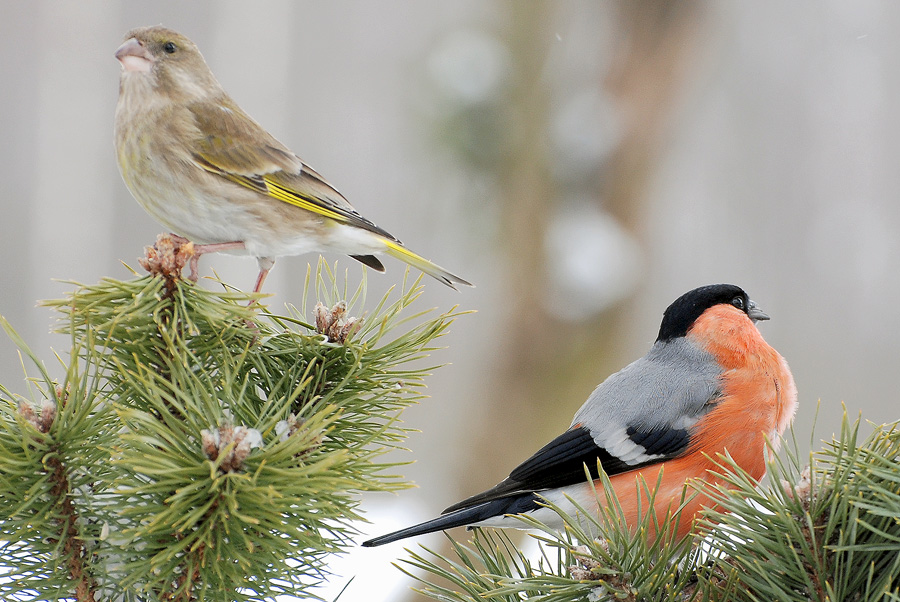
[361,493,539,547]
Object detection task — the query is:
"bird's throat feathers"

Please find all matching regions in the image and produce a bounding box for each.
[687,303,798,452]
[117,68,169,117]
[687,305,770,369]
[119,60,220,112]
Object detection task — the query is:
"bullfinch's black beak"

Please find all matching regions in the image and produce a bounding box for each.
[747,300,770,322]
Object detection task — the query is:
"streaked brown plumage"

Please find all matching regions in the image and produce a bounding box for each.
[114,26,471,292]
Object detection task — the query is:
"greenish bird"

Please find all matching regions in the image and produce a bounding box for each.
[114,26,471,292]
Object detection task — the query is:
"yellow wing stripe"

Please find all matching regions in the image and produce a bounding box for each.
[263,177,353,225]
[195,152,357,226]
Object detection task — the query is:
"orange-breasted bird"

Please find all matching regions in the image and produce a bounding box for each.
[363,284,797,546]
[114,26,471,293]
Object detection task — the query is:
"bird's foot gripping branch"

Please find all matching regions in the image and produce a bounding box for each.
[0,262,459,602]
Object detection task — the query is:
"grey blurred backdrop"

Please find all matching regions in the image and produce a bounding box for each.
[2,1,899,600]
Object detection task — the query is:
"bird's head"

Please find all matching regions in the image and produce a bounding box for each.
[656,284,770,343]
[115,26,221,102]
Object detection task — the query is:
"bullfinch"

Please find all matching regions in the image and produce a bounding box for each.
[362,284,797,547]
[114,26,471,293]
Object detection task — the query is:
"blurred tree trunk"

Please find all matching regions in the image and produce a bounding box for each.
[403,3,707,600]
[463,0,707,509]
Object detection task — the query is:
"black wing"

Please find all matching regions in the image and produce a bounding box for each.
[443,424,690,513]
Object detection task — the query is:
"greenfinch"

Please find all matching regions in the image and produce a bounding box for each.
[114,26,471,292]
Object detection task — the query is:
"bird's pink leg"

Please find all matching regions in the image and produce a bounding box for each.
[186,241,246,281]
[252,269,269,294]
[252,257,276,294]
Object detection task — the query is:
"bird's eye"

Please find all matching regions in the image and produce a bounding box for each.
[731,296,745,310]
[163,41,177,54]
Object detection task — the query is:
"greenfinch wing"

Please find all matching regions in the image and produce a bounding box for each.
[189,100,398,241]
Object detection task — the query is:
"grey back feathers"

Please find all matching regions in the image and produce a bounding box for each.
[572,336,721,464]
[446,336,723,513]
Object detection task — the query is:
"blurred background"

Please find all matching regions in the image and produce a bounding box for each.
[2,1,900,600]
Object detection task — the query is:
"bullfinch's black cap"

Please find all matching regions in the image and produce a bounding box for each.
[657,284,767,342]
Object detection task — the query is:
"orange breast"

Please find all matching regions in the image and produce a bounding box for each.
[597,305,797,541]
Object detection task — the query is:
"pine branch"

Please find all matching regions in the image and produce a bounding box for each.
[46,448,97,602]
[698,414,900,601]
[0,256,460,601]
[0,318,114,602]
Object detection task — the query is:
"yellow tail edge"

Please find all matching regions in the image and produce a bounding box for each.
[383,240,473,291]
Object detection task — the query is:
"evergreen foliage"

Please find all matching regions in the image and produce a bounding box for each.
[0,260,457,602]
[3,250,899,601]
[403,417,900,601]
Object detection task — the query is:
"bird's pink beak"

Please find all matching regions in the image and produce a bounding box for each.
[115,38,154,73]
